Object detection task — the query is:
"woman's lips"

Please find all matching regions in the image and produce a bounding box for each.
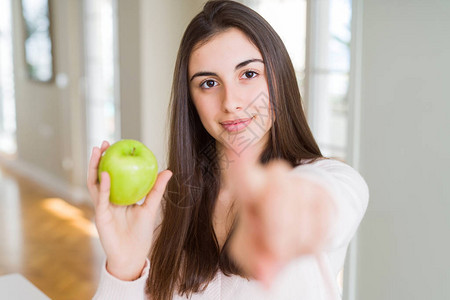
[220,117,253,132]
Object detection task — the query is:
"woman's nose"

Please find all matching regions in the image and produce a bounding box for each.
[221,84,244,113]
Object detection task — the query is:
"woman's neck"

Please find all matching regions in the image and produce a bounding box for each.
[216,138,267,189]
[218,150,259,191]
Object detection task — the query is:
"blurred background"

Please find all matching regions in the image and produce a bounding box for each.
[0,0,448,299]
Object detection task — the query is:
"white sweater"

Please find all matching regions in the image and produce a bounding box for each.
[93,158,369,300]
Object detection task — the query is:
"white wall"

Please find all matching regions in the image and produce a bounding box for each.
[117,0,142,141]
[356,0,450,299]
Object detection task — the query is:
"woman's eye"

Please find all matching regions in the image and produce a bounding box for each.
[200,80,218,89]
[242,71,258,79]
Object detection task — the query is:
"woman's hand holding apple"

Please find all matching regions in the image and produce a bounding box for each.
[87,141,173,281]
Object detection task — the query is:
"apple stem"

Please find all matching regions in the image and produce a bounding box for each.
[131,147,136,156]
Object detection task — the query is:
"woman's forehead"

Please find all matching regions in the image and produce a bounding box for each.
[188,28,262,74]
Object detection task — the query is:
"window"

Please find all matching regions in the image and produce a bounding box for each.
[0,0,17,155]
[306,0,352,162]
[83,0,120,156]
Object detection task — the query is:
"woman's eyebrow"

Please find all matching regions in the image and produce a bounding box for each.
[189,59,264,82]
[235,58,264,70]
[190,71,217,82]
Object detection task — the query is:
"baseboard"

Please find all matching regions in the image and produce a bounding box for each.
[0,154,91,205]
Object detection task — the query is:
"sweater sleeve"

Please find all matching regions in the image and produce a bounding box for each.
[92,258,150,300]
[290,158,369,253]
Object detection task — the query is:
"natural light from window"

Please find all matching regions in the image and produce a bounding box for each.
[84,0,120,159]
[0,0,17,155]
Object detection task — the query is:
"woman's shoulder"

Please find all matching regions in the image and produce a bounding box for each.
[299,156,350,168]
[299,156,344,166]
[294,156,370,251]
[295,156,368,193]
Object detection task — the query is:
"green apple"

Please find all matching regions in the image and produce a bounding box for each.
[98,139,158,206]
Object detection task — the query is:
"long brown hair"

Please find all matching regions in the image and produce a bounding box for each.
[147,1,324,299]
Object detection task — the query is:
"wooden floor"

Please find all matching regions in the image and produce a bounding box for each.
[0,164,104,299]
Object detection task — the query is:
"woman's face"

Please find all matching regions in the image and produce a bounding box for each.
[188,28,274,156]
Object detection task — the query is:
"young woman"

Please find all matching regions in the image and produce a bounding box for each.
[88,1,369,299]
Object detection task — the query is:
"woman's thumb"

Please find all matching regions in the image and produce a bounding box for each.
[143,170,173,214]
